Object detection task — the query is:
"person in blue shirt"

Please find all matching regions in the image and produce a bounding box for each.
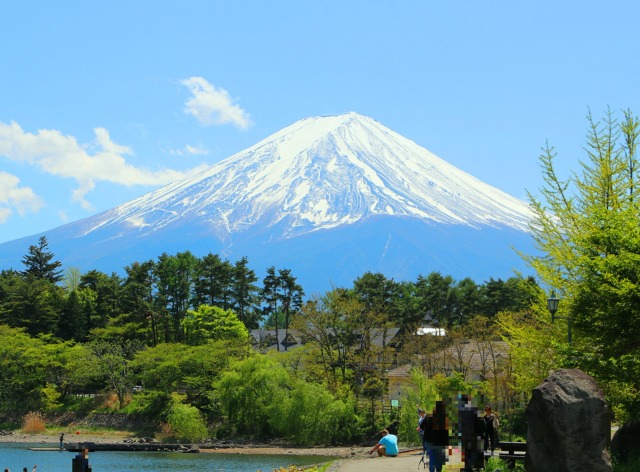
[368,429,399,457]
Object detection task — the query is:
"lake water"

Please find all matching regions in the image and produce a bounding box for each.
[0,443,331,471]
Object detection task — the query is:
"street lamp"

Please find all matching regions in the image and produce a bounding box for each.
[546,292,559,322]
[547,291,571,346]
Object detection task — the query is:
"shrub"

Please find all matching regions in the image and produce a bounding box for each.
[102,392,120,410]
[155,422,174,442]
[120,390,169,417]
[164,393,208,443]
[22,411,46,433]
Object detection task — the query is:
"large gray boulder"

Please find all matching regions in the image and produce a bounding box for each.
[525,368,611,472]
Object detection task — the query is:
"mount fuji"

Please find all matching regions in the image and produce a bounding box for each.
[0,112,536,293]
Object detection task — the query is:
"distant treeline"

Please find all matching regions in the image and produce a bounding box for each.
[0,235,540,344]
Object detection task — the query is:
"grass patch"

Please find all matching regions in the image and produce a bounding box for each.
[482,456,525,472]
[614,458,640,472]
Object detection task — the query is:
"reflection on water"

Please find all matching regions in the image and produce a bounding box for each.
[0,443,331,472]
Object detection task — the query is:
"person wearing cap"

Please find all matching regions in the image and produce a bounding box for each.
[368,429,399,457]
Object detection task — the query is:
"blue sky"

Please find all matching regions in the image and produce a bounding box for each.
[1,1,639,244]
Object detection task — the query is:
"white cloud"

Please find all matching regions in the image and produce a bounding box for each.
[169,144,210,156]
[0,171,44,222]
[181,76,251,129]
[185,144,209,155]
[0,121,207,209]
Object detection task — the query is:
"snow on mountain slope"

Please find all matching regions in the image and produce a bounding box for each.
[76,112,533,242]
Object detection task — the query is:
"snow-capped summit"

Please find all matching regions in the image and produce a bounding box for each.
[82,112,533,241]
[0,112,536,293]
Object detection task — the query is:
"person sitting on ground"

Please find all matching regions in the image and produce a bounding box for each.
[368,429,399,457]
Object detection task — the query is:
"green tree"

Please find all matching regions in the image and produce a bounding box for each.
[276,268,304,349]
[20,236,64,283]
[193,253,234,309]
[261,266,282,346]
[414,272,456,328]
[216,354,289,437]
[182,305,249,345]
[450,277,481,326]
[121,261,157,345]
[79,270,122,331]
[524,108,640,419]
[293,289,365,388]
[40,342,98,400]
[57,290,88,341]
[165,392,208,442]
[89,340,142,408]
[231,257,261,328]
[154,251,198,343]
[216,354,361,444]
[5,275,63,336]
[0,325,48,413]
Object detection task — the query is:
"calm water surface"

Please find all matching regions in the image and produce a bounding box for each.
[0,443,331,472]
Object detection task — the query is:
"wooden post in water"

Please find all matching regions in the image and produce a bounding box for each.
[71,446,92,472]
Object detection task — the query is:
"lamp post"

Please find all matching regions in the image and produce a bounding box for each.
[547,291,571,346]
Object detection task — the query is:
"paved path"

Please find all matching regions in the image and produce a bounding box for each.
[330,448,464,472]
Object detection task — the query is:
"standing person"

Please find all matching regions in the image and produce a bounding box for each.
[367,429,399,457]
[457,394,485,472]
[422,400,449,472]
[60,432,65,450]
[416,407,427,452]
[483,405,499,454]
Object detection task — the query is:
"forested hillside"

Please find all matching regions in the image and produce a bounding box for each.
[0,235,540,444]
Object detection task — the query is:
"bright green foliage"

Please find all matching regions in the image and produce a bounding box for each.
[130,340,244,413]
[216,355,290,437]
[182,305,248,345]
[40,383,62,411]
[40,341,98,400]
[216,354,362,445]
[165,392,208,442]
[484,456,525,472]
[270,379,361,445]
[0,325,48,412]
[524,109,640,419]
[495,307,560,434]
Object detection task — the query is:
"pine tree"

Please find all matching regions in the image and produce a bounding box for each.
[21,236,63,283]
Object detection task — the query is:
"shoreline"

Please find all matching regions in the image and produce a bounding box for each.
[0,432,362,458]
[0,433,439,471]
